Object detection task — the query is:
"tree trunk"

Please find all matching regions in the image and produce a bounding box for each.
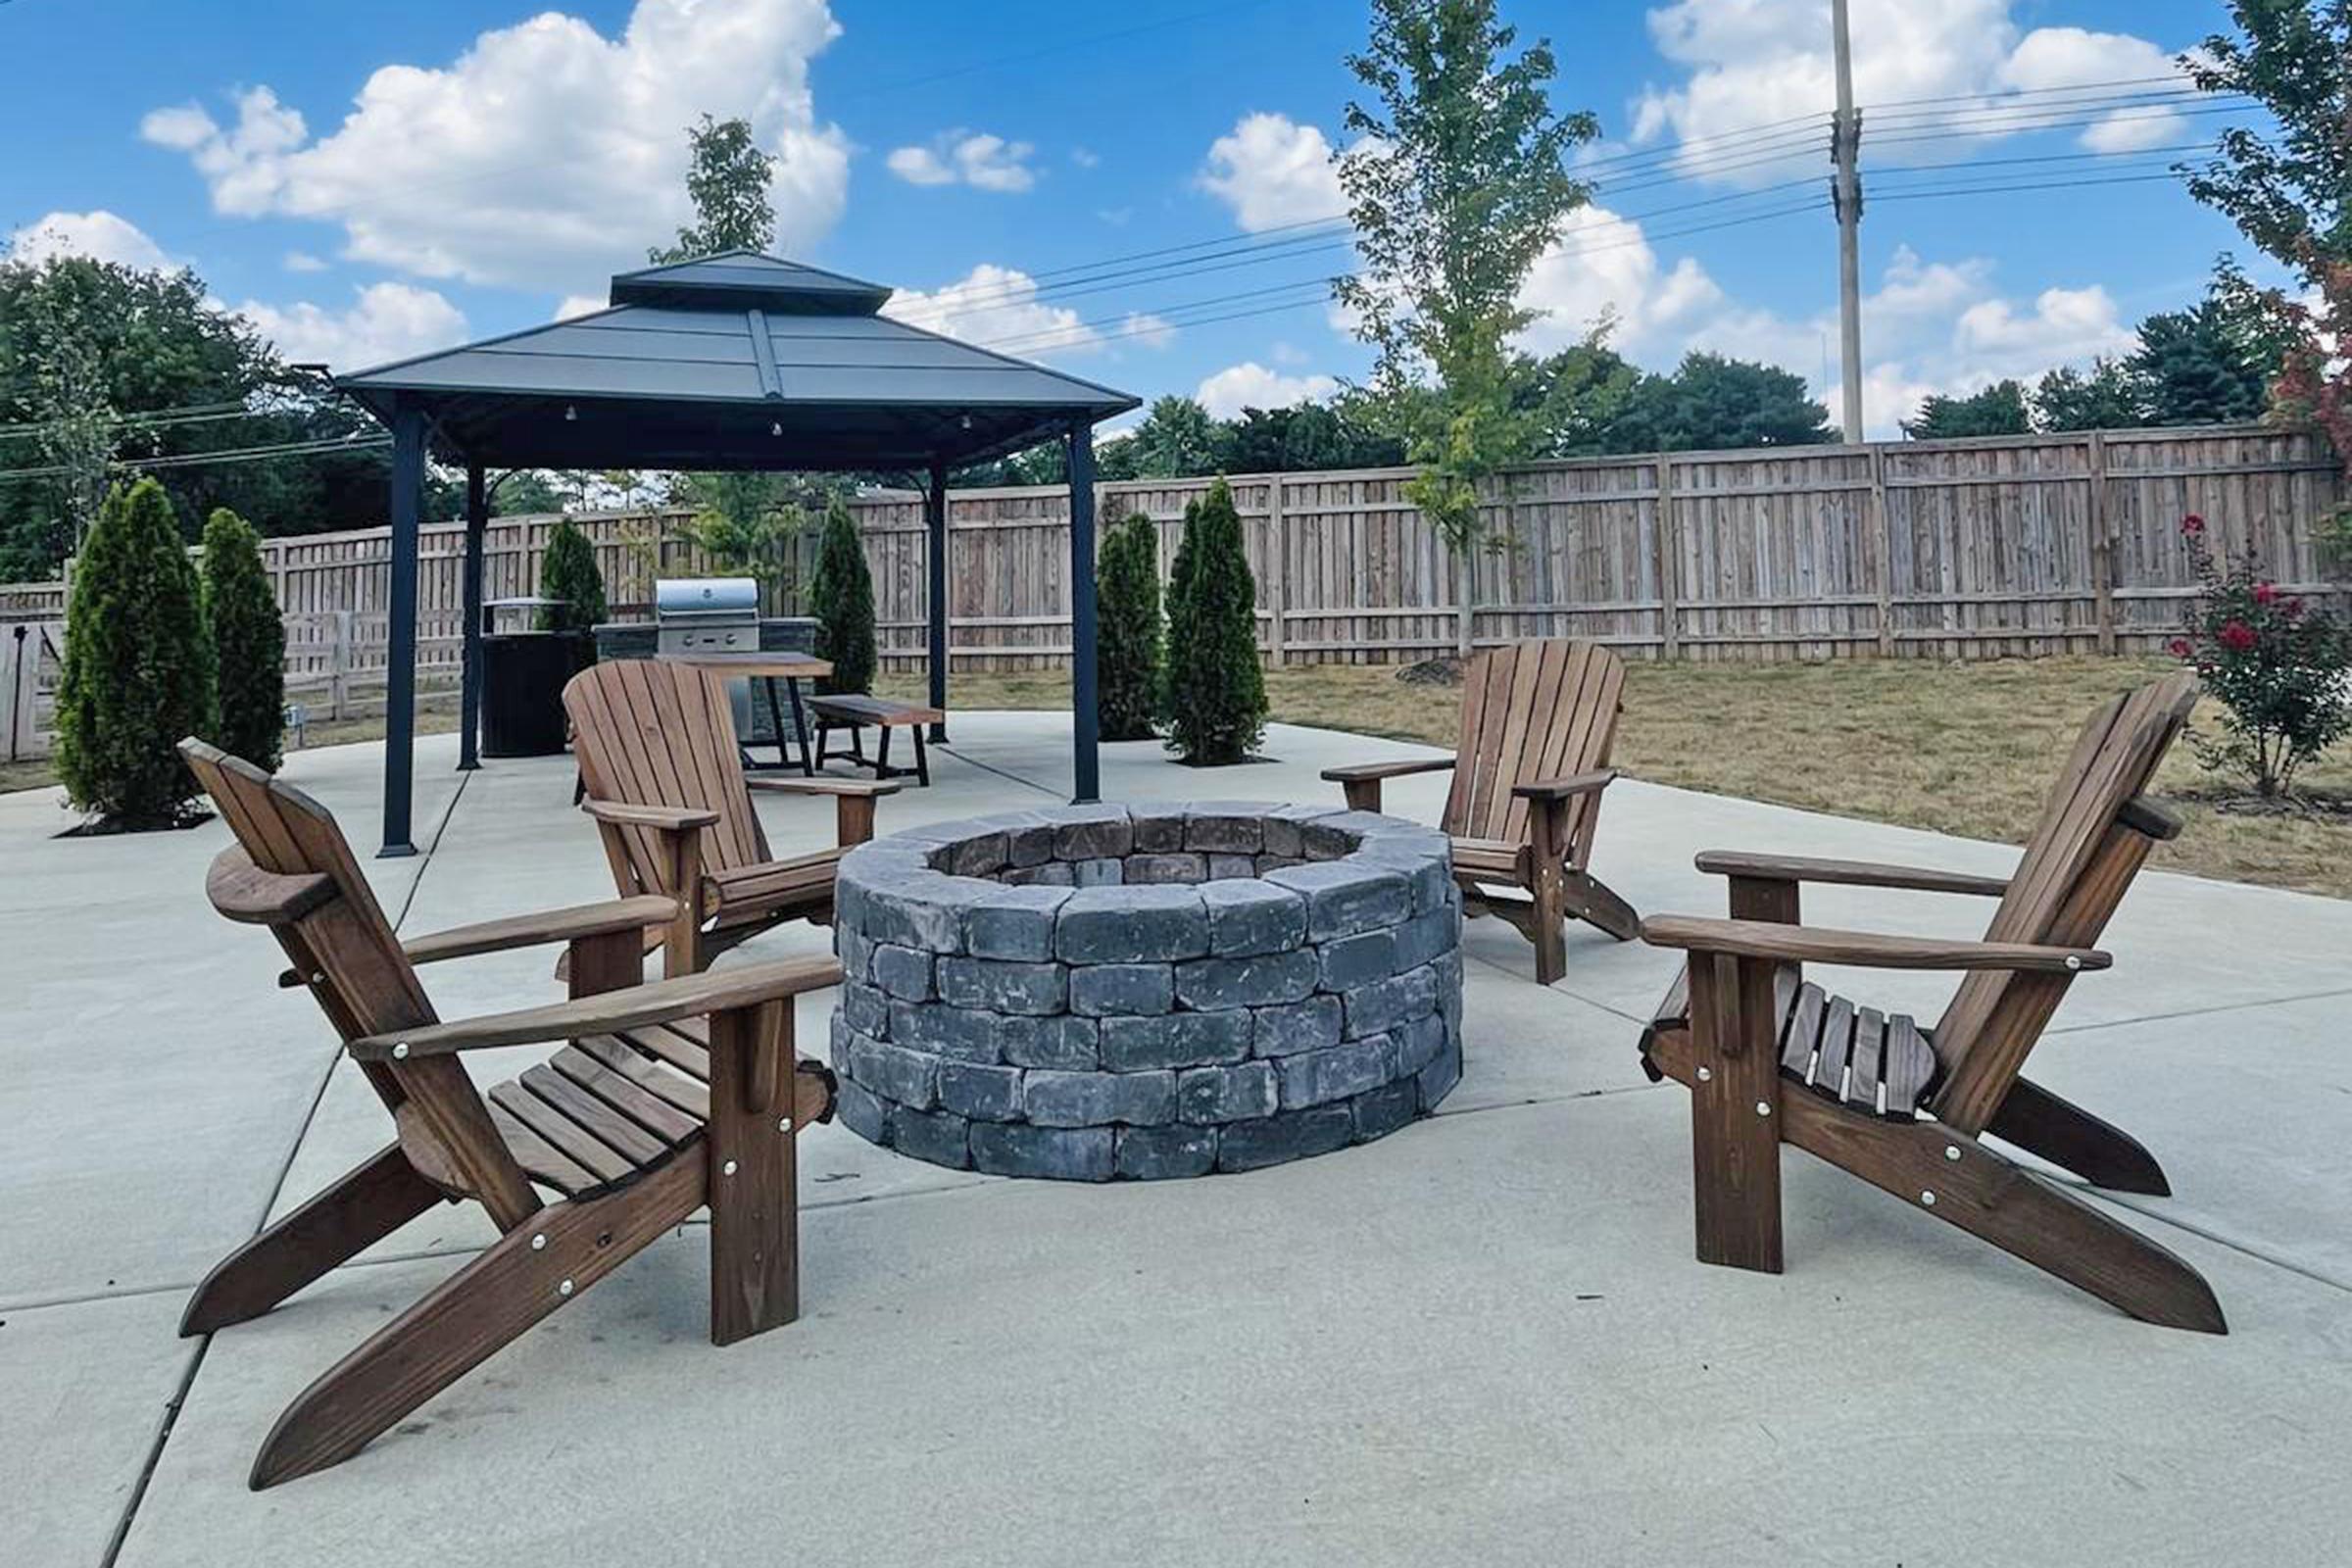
[1455,547,1475,662]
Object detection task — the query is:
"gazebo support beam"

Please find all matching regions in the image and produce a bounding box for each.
[1067,420,1100,805]
[457,464,487,772]
[926,459,949,743]
[378,397,423,857]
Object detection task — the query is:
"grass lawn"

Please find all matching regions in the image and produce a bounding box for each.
[877,657,2352,902]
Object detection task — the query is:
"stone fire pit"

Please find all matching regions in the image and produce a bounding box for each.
[827,802,1463,1180]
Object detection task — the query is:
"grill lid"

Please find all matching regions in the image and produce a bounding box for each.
[654,577,759,617]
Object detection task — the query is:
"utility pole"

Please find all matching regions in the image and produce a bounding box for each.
[1831,0,1865,443]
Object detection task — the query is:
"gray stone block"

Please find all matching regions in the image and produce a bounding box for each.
[837,927,874,983]
[937,956,1067,1016]
[1024,1068,1176,1127]
[1115,1125,1218,1180]
[1073,857,1127,887]
[872,943,935,1001]
[970,1122,1114,1181]
[1177,1061,1279,1123]
[888,1102,972,1167]
[1277,1034,1397,1109]
[1200,878,1308,957]
[1265,859,1412,941]
[963,884,1073,960]
[859,870,966,953]
[1252,855,1304,874]
[850,1037,939,1108]
[1393,902,1459,971]
[1345,963,1438,1039]
[1262,803,1342,861]
[1100,1009,1252,1070]
[1128,808,1188,853]
[1069,962,1175,1017]
[1318,928,1396,991]
[889,1001,1004,1064]
[1174,949,1318,1010]
[1349,1078,1420,1143]
[1416,1037,1463,1110]
[1394,1011,1448,1077]
[1005,861,1076,886]
[827,1011,855,1074]
[1250,995,1345,1056]
[1205,854,1257,880]
[1055,885,1209,963]
[840,982,891,1038]
[1001,1014,1102,1070]
[1005,818,1059,866]
[941,831,1010,878]
[938,1060,1024,1122]
[1216,1105,1353,1172]
[1183,805,1268,854]
[1048,803,1134,860]
[1126,852,1206,884]
[834,1078,888,1145]
[1354,836,1455,912]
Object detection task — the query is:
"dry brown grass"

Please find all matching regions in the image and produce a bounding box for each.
[881,658,2352,901]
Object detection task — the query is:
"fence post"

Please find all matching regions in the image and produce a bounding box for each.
[1870,442,1894,656]
[1654,453,1680,660]
[2087,430,2115,655]
[329,609,354,720]
[1265,474,1288,667]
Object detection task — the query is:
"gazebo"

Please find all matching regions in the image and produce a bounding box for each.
[336,251,1139,856]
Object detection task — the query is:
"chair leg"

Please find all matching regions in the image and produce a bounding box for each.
[247,1154,705,1489]
[1527,868,1569,985]
[1784,1094,2224,1333]
[1985,1075,2173,1196]
[707,1003,800,1345]
[181,1143,446,1337]
[1560,868,1641,942]
[1685,955,1785,1273]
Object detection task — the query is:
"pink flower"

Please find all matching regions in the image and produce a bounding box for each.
[2181,514,2207,535]
[2219,619,2257,653]
[2167,636,2193,659]
[2253,581,2278,606]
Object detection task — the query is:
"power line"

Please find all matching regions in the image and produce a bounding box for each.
[1859,72,2192,110]
[0,432,389,483]
[1868,170,2190,204]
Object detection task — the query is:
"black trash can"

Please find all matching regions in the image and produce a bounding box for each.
[479,597,580,758]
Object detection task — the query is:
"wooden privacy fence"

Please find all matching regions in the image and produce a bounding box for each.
[1,424,2344,691]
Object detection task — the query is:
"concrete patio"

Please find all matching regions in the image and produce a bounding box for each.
[5,711,2349,1566]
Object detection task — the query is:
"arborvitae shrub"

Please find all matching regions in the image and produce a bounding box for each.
[1161,476,1266,764]
[56,477,218,827]
[535,516,608,641]
[1095,511,1162,740]
[200,507,284,769]
[810,496,877,695]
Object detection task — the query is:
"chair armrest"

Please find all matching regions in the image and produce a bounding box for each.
[1693,851,2010,898]
[744,777,902,798]
[350,955,844,1060]
[1514,768,1617,802]
[1318,757,1457,784]
[1640,915,2108,973]
[583,799,720,832]
[400,895,679,967]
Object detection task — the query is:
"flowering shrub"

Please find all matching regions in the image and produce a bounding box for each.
[2171,514,2351,797]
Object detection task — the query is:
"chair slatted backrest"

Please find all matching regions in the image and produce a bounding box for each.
[564,661,769,898]
[1928,672,2200,1130]
[1442,639,1625,859]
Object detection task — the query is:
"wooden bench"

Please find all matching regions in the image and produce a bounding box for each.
[808,694,943,786]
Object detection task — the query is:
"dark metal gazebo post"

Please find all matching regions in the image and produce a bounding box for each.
[1067,420,1100,805]
[457,464,488,772]
[379,397,424,857]
[925,459,950,742]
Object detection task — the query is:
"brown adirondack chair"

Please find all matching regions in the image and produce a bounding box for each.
[1636,672,2226,1332]
[1322,638,1637,983]
[564,660,898,975]
[177,739,845,1487]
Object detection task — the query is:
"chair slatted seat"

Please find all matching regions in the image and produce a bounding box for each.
[565,660,898,974]
[1632,674,2227,1333]
[1324,639,1639,983]
[176,738,845,1487]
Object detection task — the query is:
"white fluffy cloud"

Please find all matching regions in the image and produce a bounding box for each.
[1516,204,1726,355]
[1200,113,1348,232]
[1630,0,2192,181]
[140,0,849,297]
[6,211,172,270]
[886,131,1038,192]
[883,264,1170,360]
[233,282,467,372]
[1196,362,1340,417]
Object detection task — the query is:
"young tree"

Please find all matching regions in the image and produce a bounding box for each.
[2032,360,2146,431]
[1161,479,1266,765]
[1902,381,2033,440]
[1335,0,1596,659]
[2131,298,2274,425]
[1094,512,1164,741]
[14,266,117,558]
[55,478,217,829]
[1125,396,1224,477]
[1606,354,1836,451]
[200,508,285,769]
[809,497,877,696]
[536,517,609,648]
[649,115,777,264]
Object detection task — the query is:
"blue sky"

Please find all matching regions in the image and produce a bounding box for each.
[0,0,2262,434]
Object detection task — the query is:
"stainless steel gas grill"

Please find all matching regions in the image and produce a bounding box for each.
[653,576,760,656]
[647,577,827,773]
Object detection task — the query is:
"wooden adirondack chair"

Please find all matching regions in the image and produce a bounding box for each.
[177,740,846,1487]
[1635,672,2227,1332]
[1321,638,1637,984]
[564,660,898,975]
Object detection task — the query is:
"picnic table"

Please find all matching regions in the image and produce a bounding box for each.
[808,694,945,786]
